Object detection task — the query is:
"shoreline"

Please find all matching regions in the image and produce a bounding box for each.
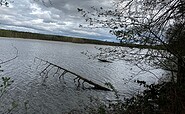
[0,29,164,49]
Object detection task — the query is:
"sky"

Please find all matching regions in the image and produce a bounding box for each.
[0,0,118,42]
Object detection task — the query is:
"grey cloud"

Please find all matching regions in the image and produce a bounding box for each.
[0,0,117,42]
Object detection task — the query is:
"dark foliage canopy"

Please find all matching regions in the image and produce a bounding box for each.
[78,0,185,83]
[78,1,185,113]
[78,0,185,46]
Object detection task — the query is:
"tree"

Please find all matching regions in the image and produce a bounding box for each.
[78,0,185,114]
[78,0,185,113]
[78,0,185,84]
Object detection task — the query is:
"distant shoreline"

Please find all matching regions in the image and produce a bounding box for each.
[0,29,164,49]
[0,29,119,45]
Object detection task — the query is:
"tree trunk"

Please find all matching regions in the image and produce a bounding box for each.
[175,57,185,114]
[177,57,185,85]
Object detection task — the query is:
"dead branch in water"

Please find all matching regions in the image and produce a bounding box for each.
[0,44,18,65]
[34,57,111,91]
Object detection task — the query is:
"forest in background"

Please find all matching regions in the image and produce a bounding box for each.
[0,29,163,49]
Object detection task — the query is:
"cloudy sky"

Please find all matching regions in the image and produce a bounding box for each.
[0,0,118,42]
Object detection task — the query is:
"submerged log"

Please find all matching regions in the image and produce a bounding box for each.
[34,57,111,91]
[98,59,112,63]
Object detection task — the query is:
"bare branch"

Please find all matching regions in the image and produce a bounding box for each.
[0,44,18,65]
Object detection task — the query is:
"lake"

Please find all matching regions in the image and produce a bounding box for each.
[0,37,163,113]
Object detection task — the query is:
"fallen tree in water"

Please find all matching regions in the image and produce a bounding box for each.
[34,57,111,91]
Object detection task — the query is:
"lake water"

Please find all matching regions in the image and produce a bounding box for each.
[0,37,163,113]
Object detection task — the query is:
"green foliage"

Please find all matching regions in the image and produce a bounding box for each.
[93,81,185,114]
[122,81,163,114]
[7,101,18,114]
[0,76,14,98]
[0,65,16,113]
[97,105,106,114]
[122,81,185,114]
[166,22,185,55]
[78,1,185,113]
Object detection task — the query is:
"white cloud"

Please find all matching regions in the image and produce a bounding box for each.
[72,29,100,36]
[0,0,118,41]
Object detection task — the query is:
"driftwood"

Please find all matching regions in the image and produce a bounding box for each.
[34,57,111,91]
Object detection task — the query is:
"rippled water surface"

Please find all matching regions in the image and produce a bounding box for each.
[0,37,163,113]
